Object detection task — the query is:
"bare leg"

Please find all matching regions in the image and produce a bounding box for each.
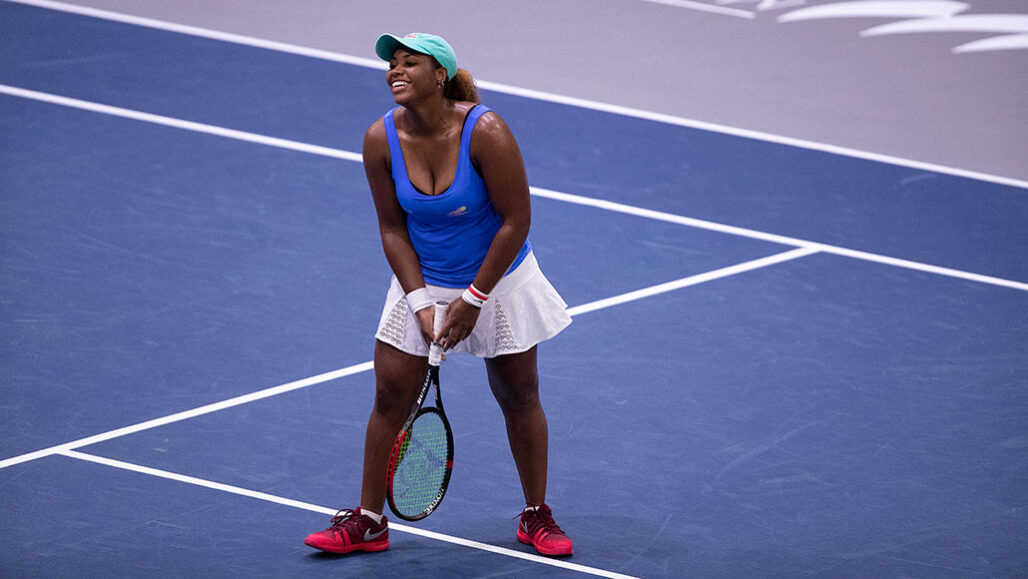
[485,346,548,506]
[359,340,427,514]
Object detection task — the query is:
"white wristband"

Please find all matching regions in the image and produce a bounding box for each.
[405,287,433,313]
[461,284,489,308]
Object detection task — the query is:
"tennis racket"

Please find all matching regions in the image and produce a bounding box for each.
[386,300,455,521]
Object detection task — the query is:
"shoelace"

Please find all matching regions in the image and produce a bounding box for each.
[516,508,564,535]
[329,509,358,529]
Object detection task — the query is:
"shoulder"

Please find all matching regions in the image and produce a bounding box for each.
[470,107,518,154]
[364,115,387,143]
[363,116,389,160]
[472,106,510,134]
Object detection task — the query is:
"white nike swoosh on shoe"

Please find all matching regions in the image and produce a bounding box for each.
[364,528,387,541]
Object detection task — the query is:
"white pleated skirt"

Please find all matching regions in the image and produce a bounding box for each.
[374,252,572,358]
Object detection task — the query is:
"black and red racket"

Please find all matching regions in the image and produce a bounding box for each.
[386,301,455,521]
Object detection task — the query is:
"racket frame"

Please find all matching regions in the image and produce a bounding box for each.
[385,301,455,521]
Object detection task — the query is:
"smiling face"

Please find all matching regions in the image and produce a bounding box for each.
[387,48,447,105]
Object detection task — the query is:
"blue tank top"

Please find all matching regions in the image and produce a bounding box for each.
[384,105,531,287]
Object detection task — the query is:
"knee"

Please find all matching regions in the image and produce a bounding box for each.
[492,378,541,415]
[371,374,413,419]
[487,350,542,415]
[371,341,423,419]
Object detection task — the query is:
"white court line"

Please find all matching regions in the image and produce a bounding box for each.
[4,82,1025,294]
[0,84,363,163]
[0,7,1017,569]
[531,188,1028,292]
[5,0,1027,190]
[567,246,820,316]
[59,450,639,579]
[3,0,386,70]
[0,362,374,470]
[0,248,815,471]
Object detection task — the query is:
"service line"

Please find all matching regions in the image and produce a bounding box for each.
[1,245,816,470]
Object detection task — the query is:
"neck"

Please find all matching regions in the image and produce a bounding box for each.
[400,97,453,136]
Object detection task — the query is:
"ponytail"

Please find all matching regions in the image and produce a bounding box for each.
[444,68,480,104]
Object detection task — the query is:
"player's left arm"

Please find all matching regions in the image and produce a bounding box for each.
[439,111,532,349]
[471,110,532,293]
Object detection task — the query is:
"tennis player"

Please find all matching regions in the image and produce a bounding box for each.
[304,32,574,557]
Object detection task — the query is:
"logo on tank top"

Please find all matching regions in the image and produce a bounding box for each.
[448,206,468,217]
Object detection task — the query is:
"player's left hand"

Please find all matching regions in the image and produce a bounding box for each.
[436,297,480,350]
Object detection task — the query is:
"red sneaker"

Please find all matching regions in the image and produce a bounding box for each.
[516,504,573,556]
[304,508,389,554]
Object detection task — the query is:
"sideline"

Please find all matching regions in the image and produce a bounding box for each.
[61,450,641,579]
[2,83,1024,293]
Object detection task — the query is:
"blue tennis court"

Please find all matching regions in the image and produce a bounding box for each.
[2,2,1026,577]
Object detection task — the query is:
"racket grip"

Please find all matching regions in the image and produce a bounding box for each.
[429,301,449,366]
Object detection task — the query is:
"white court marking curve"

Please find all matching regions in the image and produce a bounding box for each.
[5,0,1027,189]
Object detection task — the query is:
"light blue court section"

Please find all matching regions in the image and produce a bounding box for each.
[2,2,1026,577]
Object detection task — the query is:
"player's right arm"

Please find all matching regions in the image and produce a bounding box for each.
[363,119,435,345]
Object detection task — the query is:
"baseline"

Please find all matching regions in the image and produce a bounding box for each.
[5,0,1026,189]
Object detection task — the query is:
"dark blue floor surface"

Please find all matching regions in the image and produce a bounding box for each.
[2,2,1026,577]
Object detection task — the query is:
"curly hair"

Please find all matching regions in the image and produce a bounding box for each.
[443,68,480,104]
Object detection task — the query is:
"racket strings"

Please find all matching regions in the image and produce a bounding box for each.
[391,411,451,516]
